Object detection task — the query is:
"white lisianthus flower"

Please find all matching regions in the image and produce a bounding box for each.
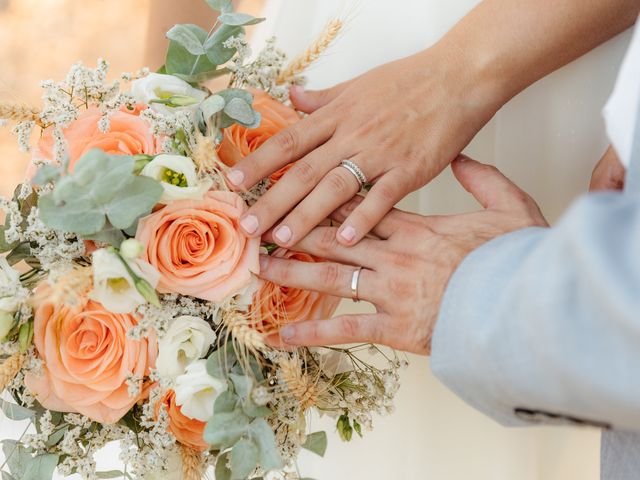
[157,315,216,379]
[0,257,21,313]
[90,248,160,314]
[131,73,206,115]
[141,154,213,203]
[174,359,227,422]
[120,238,144,260]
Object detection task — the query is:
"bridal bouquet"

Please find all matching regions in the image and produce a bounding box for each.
[0,1,401,479]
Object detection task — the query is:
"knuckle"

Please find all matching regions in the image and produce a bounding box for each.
[291,159,317,186]
[317,227,339,252]
[320,263,342,288]
[373,180,399,204]
[273,128,299,156]
[325,170,352,192]
[340,315,362,339]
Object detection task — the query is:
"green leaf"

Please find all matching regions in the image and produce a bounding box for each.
[353,419,363,438]
[200,94,226,119]
[249,418,283,471]
[165,24,217,79]
[204,408,250,449]
[218,13,265,27]
[214,390,239,414]
[337,415,353,442]
[302,431,327,457]
[6,243,34,266]
[32,165,61,185]
[224,98,256,125]
[156,64,167,74]
[38,194,106,236]
[214,452,232,480]
[204,25,243,65]
[18,321,33,353]
[166,24,207,55]
[0,400,35,421]
[206,0,233,13]
[22,453,58,480]
[1,441,30,478]
[45,426,68,447]
[97,470,132,479]
[231,438,259,479]
[2,472,17,480]
[229,374,252,399]
[206,344,237,378]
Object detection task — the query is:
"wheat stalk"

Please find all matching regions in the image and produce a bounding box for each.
[0,353,25,392]
[278,355,324,410]
[277,18,343,84]
[180,444,204,480]
[223,310,267,356]
[48,265,93,306]
[0,103,43,127]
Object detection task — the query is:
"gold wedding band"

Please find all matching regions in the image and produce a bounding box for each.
[350,267,363,302]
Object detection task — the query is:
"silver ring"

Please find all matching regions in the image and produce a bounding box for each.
[350,267,363,302]
[340,160,368,188]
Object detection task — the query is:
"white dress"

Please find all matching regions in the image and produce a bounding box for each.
[256,1,633,479]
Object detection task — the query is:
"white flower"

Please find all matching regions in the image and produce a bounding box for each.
[141,154,213,203]
[130,73,206,115]
[157,315,216,379]
[174,360,227,422]
[0,257,21,313]
[120,238,144,260]
[90,248,160,313]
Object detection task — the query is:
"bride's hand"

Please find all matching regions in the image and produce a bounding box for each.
[258,157,548,355]
[227,46,501,247]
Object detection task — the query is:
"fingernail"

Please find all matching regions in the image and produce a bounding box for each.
[339,225,356,243]
[290,85,305,96]
[280,326,295,342]
[456,155,469,163]
[227,169,245,186]
[240,215,259,235]
[259,255,269,270]
[274,225,292,245]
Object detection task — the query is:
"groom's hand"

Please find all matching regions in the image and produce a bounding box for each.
[258,157,548,355]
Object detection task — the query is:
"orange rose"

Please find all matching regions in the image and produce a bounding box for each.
[252,248,340,333]
[24,295,157,424]
[217,90,299,184]
[135,191,260,302]
[36,106,160,170]
[156,390,208,452]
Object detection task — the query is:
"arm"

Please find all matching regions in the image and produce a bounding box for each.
[432,191,640,430]
[229,0,640,249]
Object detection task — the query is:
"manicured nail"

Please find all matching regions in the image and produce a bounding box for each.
[280,326,295,342]
[274,225,292,244]
[259,255,269,270]
[290,85,305,96]
[339,225,356,243]
[227,169,245,186]
[457,155,469,162]
[240,215,259,235]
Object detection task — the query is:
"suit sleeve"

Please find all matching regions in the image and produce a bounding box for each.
[431,191,640,431]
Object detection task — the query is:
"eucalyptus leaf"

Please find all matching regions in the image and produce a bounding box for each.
[104,176,162,229]
[32,165,61,185]
[166,24,217,79]
[224,98,256,125]
[45,426,67,447]
[206,0,233,13]
[214,452,232,480]
[204,25,243,65]
[0,400,35,421]
[214,390,239,415]
[1,440,30,478]
[2,471,17,480]
[6,243,35,267]
[249,418,283,471]
[22,453,58,480]
[204,408,250,449]
[231,438,259,479]
[206,344,237,378]
[229,374,252,399]
[302,431,327,457]
[97,470,132,479]
[38,194,105,236]
[166,24,207,55]
[200,94,226,119]
[218,13,265,27]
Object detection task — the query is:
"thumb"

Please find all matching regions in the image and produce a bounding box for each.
[289,81,350,113]
[451,155,533,210]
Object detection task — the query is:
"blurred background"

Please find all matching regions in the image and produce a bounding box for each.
[0,0,623,479]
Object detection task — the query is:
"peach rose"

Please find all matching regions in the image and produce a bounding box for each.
[135,191,260,302]
[251,248,340,333]
[36,106,160,170]
[25,295,157,424]
[217,90,299,184]
[157,390,208,452]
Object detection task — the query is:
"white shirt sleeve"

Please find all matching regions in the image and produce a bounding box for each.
[603,20,640,167]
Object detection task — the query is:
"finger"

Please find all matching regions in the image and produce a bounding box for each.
[335,168,413,245]
[258,255,380,303]
[238,142,339,237]
[284,226,383,268]
[451,155,535,211]
[226,111,335,190]
[278,314,394,348]
[590,146,625,191]
[272,166,360,247]
[289,82,351,114]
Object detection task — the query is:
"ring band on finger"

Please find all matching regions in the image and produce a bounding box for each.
[340,160,368,189]
[350,266,363,302]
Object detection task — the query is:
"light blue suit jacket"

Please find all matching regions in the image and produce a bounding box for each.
[431,123,640,477]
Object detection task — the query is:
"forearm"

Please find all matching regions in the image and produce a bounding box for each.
[436,0,640,113]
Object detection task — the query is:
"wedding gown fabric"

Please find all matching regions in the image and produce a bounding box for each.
[255,1,633,479]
